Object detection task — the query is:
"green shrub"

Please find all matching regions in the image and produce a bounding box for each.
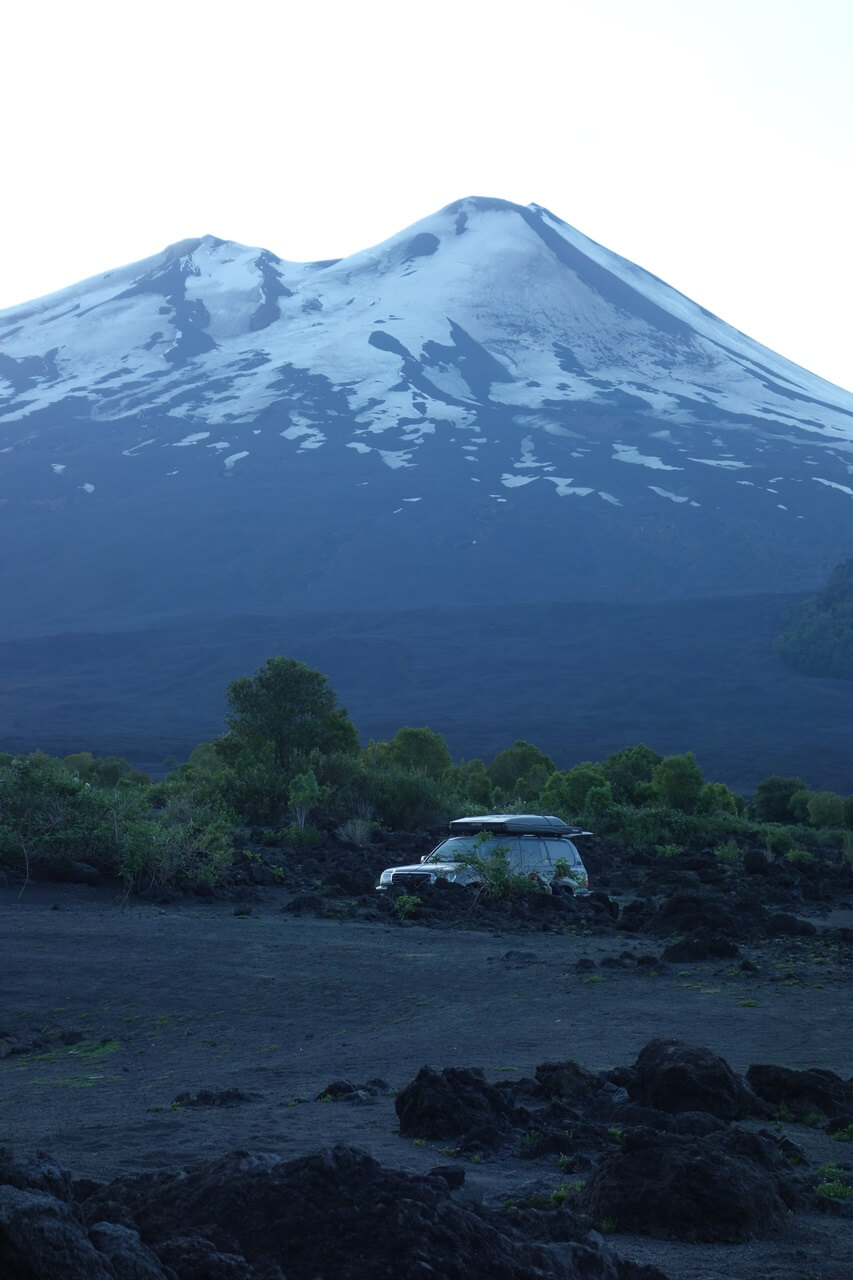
[652,752,704,813]
[379,726,454,778]
[393,893,422,919]
[601,744,662,804]
[364,762,455,830]
[714,839,741,864]
[764,826,796,856]
[655,843,683,860]
[753,776,808,824]
[542,763,606,816]
[454,841,545,900]
[807,791,845,829]
[487,740,556,797]
[695,781,741,816]
[282,823,323,848]
[785,847,814,865]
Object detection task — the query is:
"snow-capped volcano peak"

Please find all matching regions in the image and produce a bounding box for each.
[1,197,853,634]
[3,195,850,438]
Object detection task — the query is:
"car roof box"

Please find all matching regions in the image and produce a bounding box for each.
[448,814,587,837]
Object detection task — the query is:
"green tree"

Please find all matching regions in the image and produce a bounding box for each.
[219,657,358,773]
[694,781,741,817]
[457,759,492,807]
[381,727,453,778]
[582,781,615,822]
[289,770,323,829]
[542,763,606,815]
[806,790,845,828]
[218,741,289,826]
[602,743,662,804]
[787,789,813,824]
[652,752,704,813]
[487,740,555,798]
[753,775,808,824]
[0,752,122,881]
[364,762,455,830]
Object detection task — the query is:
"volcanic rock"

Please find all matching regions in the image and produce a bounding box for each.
[627,1038,768,1120]
[584,1126,792,1242]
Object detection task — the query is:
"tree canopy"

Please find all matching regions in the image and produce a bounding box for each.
[377,726,453,778]
[220,657,358,771]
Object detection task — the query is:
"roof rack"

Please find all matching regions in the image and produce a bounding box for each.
[448,814,591,837]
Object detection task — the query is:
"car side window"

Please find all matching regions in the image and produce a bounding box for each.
[543,839,580,867]
[511,837,546,870]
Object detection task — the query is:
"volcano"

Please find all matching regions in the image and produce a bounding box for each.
[2,197,852,784]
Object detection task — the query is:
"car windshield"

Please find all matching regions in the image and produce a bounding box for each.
[424,836,505,863]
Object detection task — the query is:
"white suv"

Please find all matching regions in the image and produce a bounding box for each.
[376,813,591,894]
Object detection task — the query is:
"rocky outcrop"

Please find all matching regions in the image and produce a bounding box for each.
[746,1064,853,1124]
[626,1039,770,1120]
[1,1145,667,1280]
[583,1127,795,1242]
[395,1066,522,1145]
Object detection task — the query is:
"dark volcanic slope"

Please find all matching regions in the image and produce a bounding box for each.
[1,594,850,791]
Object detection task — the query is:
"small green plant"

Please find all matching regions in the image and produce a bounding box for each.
[765,827,795,856]
[785,847,814,865]
[831,1125,853,1142]
[412,1138,427,1147]
[777,1102,794,1122]
[522,1129,542,1146]
[815,1180,853,1199]
[470,1153,483,1164]
[550,1184,569,1207]
[737,998,760,1007]
[283,822,323,848]
[607,1126,623,1142]
[441,1145,459,1157]
[803,1112,822,1127]
[714,839,741,865]
[655,843,683,860]
[814,1165,853,1199]
[601,1216,619,1234]
[393,893,422,920]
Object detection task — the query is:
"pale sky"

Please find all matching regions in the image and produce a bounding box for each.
[2,0,851,391]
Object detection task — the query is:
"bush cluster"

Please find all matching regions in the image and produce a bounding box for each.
[1,654,851,895]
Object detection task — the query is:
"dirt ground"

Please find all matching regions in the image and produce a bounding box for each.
[1,880,851,1280]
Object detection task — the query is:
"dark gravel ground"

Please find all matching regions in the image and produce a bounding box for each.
[1,871,851,1279]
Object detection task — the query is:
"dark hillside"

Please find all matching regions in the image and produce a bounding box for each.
[1,593,850,791]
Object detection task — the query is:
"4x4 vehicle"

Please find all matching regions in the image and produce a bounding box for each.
[375,814,591,894]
